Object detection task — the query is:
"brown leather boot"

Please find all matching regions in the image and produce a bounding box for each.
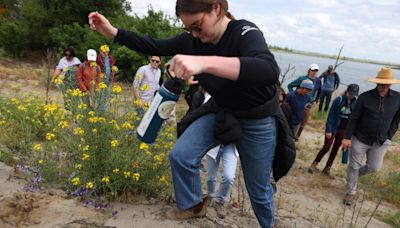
[165,196,210,220]
[322,167,335,179]
[308,162,318,174]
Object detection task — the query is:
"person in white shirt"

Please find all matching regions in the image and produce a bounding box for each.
[133,56,161,112]
[51,47,81,84]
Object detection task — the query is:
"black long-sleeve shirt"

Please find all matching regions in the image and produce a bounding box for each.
[345,87,400,145]
[115,19,279,111]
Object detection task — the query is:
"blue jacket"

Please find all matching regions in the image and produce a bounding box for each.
[319,71,340,92]
[325,95,357,133]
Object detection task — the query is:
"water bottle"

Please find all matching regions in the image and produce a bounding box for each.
[341,148,349,164]
[136,67,183,143]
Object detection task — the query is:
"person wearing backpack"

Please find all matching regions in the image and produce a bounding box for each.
[77,49,101,108]
[308,84,359,177]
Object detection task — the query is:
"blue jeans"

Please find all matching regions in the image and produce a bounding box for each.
[169,114,277,227]
[206,144,238,204]
[318,90,333,112]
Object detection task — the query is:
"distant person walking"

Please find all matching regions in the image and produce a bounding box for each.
[309,84,359,178]
[287,64,321,139]
[342,67,400,206]
[318,65,340,112]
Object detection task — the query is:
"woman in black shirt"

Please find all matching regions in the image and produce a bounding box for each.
[89,1,280,226]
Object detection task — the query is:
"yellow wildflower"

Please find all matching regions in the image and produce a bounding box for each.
[17,105,27,111]
[86,182,94,189]
[124,171,131,178]
[101,176,110,184]
[100,44,110,53]
[71,89,80,97]
[98,82,107,89]
[88,111,95,116]
[75,163,82,170]
[139,142,149,150]
[134,99,142,107]
[38,159,44,165]
[46,133,56,141]
[132,173,140,181]
[43,104,58,117]
[75,114,83,120]
[92,128,97,133]
[82,153,90,161]
[111,140,119,147]
[0,120,6,126]
[112,66,118,72]
[140,84,150,91]
[160,176,168,184]
[112,85,122,94]
[82,145,89,151]
[33,144,42,152]
[58,121,68,129]
[113,168,120,173]
[135,73,142,80]
[122,122,133,130]
[71,177,80,185]
[78,103,87,110]
[88,117,98,123]
[54,78,63,85]
[73,127,85,135]
[90,62,97,68]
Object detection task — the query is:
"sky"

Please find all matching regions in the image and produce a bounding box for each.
[127,0,400,64]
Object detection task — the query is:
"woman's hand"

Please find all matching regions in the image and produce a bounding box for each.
[88,12,118,39]
[169,55,206,80]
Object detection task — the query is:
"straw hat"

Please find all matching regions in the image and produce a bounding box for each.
[367,67,400,84]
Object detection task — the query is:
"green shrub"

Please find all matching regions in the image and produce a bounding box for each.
[0,83,174,198]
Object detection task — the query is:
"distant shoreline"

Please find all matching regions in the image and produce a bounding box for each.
[269,46,400,69]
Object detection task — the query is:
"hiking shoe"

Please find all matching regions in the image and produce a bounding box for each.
[322,167,335,179]
[165,196,209,220]
[308,162,318,174]
[210,200,226,219]
[343,194,356,206]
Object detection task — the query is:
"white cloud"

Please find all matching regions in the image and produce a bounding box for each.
[124,0,400,63]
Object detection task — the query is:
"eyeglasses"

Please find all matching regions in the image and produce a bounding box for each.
[182,13,206,33]
[151,59,160,63]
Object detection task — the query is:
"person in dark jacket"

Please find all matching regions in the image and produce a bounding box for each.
[318,65,340,112]
[89,1,289,226]
[308,84,359,177]
[287,63,322,139]
[342,67,400,206]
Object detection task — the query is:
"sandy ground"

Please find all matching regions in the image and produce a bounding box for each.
[0,57,399,227]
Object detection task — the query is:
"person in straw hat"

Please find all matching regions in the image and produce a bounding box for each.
[342,67,400,206]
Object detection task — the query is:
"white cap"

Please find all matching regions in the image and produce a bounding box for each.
[308,63,319,71]
[87,49,97,61]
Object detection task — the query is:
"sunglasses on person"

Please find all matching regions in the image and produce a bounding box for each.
[151,59,160,63]
[182,13,206,33]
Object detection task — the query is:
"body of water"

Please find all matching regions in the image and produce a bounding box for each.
[272,51,400,93]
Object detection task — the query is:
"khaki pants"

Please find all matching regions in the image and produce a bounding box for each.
[346,136,391,194]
